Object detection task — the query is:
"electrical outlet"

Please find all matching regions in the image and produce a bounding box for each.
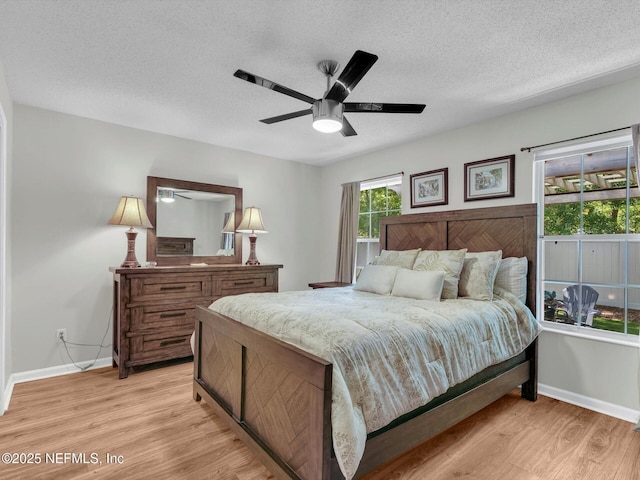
[56,328,67,343]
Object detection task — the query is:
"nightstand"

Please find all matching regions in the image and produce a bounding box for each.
[308,281,352,289]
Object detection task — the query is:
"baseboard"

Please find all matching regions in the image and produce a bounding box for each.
[538,382,640,424]
[2,376,13,414]
[12,357,112,384]
[2,357,112,414]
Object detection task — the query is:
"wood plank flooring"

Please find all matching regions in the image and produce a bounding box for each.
[0,361,637,480]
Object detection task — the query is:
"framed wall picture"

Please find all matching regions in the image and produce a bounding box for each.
[410,168,448,208]
[464,154,515,201]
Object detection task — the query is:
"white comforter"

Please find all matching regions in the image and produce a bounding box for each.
[208,286,539,479]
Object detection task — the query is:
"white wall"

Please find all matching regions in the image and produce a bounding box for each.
[0,56,12,411]
[11,105,322,373]
[319,76,640,413]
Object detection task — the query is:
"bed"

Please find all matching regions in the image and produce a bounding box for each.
[193,203,538,480]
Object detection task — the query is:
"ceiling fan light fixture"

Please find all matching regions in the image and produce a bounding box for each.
[312,99,343,133]
[158,189,175,203]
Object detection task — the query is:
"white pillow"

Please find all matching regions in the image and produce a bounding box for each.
[412,249,467,299]
[391,269,445,301]
[494,256,528,303]
[458,251,502,300]
[353,264,399,295]
[375,248,421,269]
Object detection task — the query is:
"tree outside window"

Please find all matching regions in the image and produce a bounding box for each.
[355,177,402,277]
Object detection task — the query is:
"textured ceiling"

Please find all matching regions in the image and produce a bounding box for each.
[1,0,640,166]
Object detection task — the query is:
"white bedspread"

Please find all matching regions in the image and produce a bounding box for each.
[208,286,539,480]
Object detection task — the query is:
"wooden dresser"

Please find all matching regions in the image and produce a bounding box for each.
[110,263,282,378]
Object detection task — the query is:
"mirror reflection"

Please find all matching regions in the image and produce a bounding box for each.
[146,176,242,266]
[155,188,236,257]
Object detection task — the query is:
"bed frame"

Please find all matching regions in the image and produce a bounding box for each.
[193,203,538,480]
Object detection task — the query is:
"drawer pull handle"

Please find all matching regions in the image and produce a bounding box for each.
[160,285,187,291]
[160,338,187,347]
[233,281,254,286]
[159,312,186,318]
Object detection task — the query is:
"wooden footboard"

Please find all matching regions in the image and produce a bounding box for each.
[193,305,334,480]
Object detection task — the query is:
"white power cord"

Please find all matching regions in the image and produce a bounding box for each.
[59,307,112,372]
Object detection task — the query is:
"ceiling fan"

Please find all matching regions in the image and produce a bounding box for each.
[233,50,426,137]
[157,188,191,203]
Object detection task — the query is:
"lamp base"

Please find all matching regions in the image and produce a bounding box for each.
[121,228,141,268]
[245,234,260,266]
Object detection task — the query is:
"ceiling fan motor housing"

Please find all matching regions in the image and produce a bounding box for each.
[312,99,344,133]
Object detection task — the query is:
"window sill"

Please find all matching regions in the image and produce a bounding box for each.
[541,320,639,348]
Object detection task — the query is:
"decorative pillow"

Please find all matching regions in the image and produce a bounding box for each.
[391,269,445,301]
[459,251,503,300]
[412,249,467,299]
[375,248,421,269]
[353,264,399,295]
[494,256,528,303]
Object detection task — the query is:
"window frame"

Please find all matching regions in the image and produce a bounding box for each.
[534,131,640,346]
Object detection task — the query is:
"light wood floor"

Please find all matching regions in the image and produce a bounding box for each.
[0,361,638,480]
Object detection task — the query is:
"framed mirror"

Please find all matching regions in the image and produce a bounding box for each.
[146,176,243,266]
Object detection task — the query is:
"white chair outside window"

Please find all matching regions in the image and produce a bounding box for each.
[562,285,600,327]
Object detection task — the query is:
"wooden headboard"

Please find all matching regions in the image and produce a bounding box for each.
[380,203,537,313]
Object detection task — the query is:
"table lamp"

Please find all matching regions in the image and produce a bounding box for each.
[108,196,153,267]
[236,206,267,265]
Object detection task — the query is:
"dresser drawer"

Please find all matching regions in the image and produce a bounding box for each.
[127,329,193,364]
[219,272,276,295]
[129,275,212,304]
[129,302,208,332]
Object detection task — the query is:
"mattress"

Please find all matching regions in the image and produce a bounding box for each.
[208,286,539,479]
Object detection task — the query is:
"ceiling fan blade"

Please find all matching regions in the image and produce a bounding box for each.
[344,103,426,114]
[260,109,312,124]
[234,69,316,105]
[340,116,357,137]
[325,50,378,103]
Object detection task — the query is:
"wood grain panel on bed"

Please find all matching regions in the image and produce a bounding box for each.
[194,309,333,480]
[382,220,447,251]
[243,348,324,478]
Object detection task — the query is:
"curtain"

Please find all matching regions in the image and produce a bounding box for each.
[632,124,640,191]
[633,124,640,431]
[335,181,360,283]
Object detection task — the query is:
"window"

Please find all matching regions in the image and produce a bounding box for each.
[535,132,640,339]
[355,175,402,277]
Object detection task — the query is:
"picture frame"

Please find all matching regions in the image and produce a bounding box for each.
[464,154,515,201]
[410,168,448,208]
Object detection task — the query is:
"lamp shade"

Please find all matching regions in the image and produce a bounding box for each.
[108,196,153,228]
[222,211,236,233]
[237,207,267,234]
